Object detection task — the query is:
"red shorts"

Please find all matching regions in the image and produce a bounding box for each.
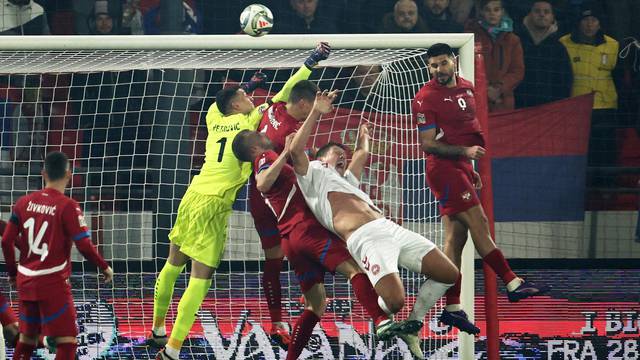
[0,292,17,326]
[283,223,353,293]
[19,283,78,337]
[248,177,281,249]
[426,158,480,216]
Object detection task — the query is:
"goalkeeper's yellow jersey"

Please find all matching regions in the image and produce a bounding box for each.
[188,65,312,203]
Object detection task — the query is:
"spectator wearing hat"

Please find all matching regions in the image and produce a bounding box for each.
[381,0,429,33]
[515,0,572,108]
[465,0,524,112]
[560,6,620,170]
[91,0,115,35]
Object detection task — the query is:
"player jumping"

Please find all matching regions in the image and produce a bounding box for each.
[233,98,421,360]
[287,90,459,359]
[412,43,549,335]
[247,43,330,347]
[1,151,113,360]
[148,43,331,360]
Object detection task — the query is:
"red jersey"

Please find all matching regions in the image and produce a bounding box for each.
[253,151,318,236]
[412,76,485,158]
[258,101,299,153]
[1,188,108,300]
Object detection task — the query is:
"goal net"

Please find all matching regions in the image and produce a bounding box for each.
[0,34,475,359]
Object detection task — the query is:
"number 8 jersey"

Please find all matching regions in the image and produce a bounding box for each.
[1,188,108,300]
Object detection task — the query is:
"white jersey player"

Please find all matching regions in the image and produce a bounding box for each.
[289,90,460,358]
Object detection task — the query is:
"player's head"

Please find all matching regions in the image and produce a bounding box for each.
[42,151,71,185]
[316,142,348,176]
[479,0,504,27]
[287,80,319,121]
[216,85,255,116]
[426,43,456,86]
[232,130,274,162]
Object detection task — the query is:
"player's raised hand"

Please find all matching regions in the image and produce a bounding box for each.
[313,90,338,114]
[240,71,267,93]
[283,132,296,154]
[102,266,114,284]
[464,145,486,160]
[304,42,331,68]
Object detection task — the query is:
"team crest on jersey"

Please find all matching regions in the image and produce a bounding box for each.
[259,156,266,167]
[371,264,380,276]
[78,214,88,228]
[417,113,426,124]
[461,191,472,201]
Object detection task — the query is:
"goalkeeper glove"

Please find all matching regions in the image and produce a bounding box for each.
[241,72,267,93]
[304,42,331,69]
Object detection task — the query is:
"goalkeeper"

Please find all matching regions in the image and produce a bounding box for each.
[148,43,331,360]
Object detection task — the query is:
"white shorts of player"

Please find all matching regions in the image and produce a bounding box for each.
[346,217,436,286]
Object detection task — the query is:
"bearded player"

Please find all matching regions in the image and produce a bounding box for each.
[1,151,113,360]
[412,43,549,335]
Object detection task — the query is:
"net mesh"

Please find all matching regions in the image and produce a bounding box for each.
[0,46,459,359]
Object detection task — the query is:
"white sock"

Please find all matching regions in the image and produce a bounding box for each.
[165,344,180,359]
[506,277,523,292]
[445,304,463,312]
[377,296,394,316]
[152,326,166,337]
[408,279,453,321]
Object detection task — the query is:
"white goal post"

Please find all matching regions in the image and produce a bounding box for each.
[0,33,476,360]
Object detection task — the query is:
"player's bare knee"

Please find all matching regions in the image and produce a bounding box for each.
[263,245,283,260]
[18,333,38,345]
[335,259,362,279]
[54,336,77,344]
[385,294,405,314]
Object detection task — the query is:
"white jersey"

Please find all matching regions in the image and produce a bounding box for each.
[295,160,381,234]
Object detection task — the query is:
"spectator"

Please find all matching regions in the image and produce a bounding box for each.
[559,6,619,170]
[89,0,117,35]
[0,0,50,35]
[381,0,429,33]
[421,0,463,33]
[514,0,572,108]
[448,0,474,25]
[465,0,524,111]
[274,0,337,34]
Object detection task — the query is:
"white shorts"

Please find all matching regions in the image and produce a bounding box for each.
[346,218,436,286]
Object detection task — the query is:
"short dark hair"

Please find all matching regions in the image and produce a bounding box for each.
[216,85,241,116]
[531,0,555,12]
[478,0,502,9]
[426,43,455,59]
[315,141,347,160]
[289,80,319,104]
[232,130,255,162]
[44,151,69,181]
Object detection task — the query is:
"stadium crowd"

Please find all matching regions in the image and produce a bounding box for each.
[1,0,639,206]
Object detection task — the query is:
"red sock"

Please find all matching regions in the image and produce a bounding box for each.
[13,341,36,360]
[55,343,77,360]
[0,293,17,326]
[350,273,387,326]
[445,273,462,306]
[286,310,320,360]
[483,248,517,284]
[263,258,283,323]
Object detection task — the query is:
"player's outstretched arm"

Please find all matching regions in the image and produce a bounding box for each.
[290,90,338,176]
[270,42,331,104]
[347,123,371,179]
[255,133,295,193]
[418,128,486,160]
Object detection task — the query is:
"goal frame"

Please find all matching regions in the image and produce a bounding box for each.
[1,33,480,359]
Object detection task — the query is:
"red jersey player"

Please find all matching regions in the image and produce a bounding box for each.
[233,98,421,360]
[248,78,327,347]
[412,43,548,334]
[0,220,19,347]
[1,151,113,360]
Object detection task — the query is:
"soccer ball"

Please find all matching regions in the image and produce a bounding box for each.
[240,4,273,37]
